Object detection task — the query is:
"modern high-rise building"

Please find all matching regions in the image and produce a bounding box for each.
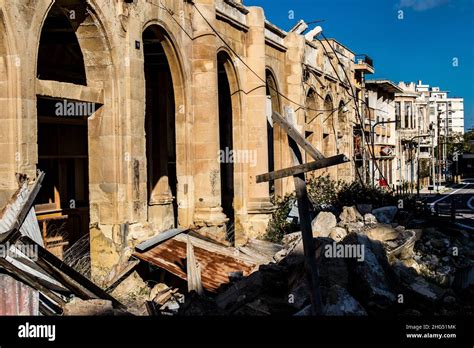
[415,81,465,136]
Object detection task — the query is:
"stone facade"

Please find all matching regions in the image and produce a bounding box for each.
[0,0,362,280]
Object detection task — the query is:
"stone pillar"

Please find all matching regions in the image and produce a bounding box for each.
[240,7,273,243]
[191,0,228,240]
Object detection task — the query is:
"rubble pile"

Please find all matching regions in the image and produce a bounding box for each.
[50,205,473,317]
[173,205,474,316]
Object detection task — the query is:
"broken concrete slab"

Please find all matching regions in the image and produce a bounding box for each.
[311,211,337,238]
[323,285,367,316]
[328,227,347,242]
[63,298,114,316]
[363,224,399,242]
[372,206,398,224]
[339,206,363,224]
[342,233,397,308]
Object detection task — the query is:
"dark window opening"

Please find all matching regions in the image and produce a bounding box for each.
[35,97,90,253]
[218,54,235,242]
[143,27,178,227]
[37,2,87,85]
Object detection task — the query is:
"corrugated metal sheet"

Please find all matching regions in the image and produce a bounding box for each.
[0,180,43,315]
[134,238,257,292]
[0,274,38,315]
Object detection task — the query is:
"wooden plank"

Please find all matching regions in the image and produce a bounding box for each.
[272,111,324,160]
[256,154,349,183]
[288,135,323,315]
[135,228,188,252]
[186,235,204,295]
[105,259,140,293]
[19,236,125,309]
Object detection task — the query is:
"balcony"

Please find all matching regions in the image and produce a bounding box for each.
[354,54,374,74]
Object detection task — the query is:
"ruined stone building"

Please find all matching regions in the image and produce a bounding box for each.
[0,0,369,279]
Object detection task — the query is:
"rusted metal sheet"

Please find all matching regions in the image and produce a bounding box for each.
[134,238,257,293]
[0,274,38,315]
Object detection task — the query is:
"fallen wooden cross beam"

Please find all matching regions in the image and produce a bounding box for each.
[272,111,324,161]
[257,154,349,183]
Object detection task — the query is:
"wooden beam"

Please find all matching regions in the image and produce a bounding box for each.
[105,259,140,293]
[272,111,324,160]
[287,137,323,315]
[19,236,125,309]
[256,154,349,183]
[135,228,188,252]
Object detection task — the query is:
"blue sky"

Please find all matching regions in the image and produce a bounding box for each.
[245,0,474,130]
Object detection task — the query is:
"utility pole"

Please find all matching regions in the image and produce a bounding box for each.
[430,123,436,191]
[360,72,366,184]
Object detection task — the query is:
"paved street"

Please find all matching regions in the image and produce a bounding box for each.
[422,179,474,228]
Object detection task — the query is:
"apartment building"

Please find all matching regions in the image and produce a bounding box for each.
[363,80,402,187]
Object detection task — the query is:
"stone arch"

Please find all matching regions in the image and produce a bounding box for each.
[34,0,118,255]
[35,0,114,88]
[337,99,348,148]
[216,49,243,242]
[142,23,189,229]
[304,88,323,165]
[0,9,19,205]
[322,94,337,178]
[265,68,282,198]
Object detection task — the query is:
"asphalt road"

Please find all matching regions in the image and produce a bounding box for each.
[423,179,474,228]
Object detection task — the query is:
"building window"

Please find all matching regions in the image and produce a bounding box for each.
[405,102,412,129]
[395,102,401,129]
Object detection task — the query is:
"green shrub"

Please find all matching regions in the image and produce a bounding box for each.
[307,175,346,208]
[264,193,297,243]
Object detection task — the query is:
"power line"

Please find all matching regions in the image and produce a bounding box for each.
[191,3,345,113]
[317,33,393,190]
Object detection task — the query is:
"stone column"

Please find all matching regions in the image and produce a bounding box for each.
[239,7,273,243]
[191,0,228,240]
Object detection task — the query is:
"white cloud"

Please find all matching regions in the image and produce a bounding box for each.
[398,0,450,11]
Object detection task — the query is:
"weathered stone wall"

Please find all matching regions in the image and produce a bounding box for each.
[0,0,360,281]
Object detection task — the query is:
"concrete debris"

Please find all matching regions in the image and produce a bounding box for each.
[356,204,373,215]
[363,224,399,242]
[339,206,363,225]
[110,271,150,316]
[51,206,474,317]
[311,211,337,237]
[328,227,348,242]
[322,285,367,316]
[63,298,115,316]
[363,213,378,225]
[371,206,398,224]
